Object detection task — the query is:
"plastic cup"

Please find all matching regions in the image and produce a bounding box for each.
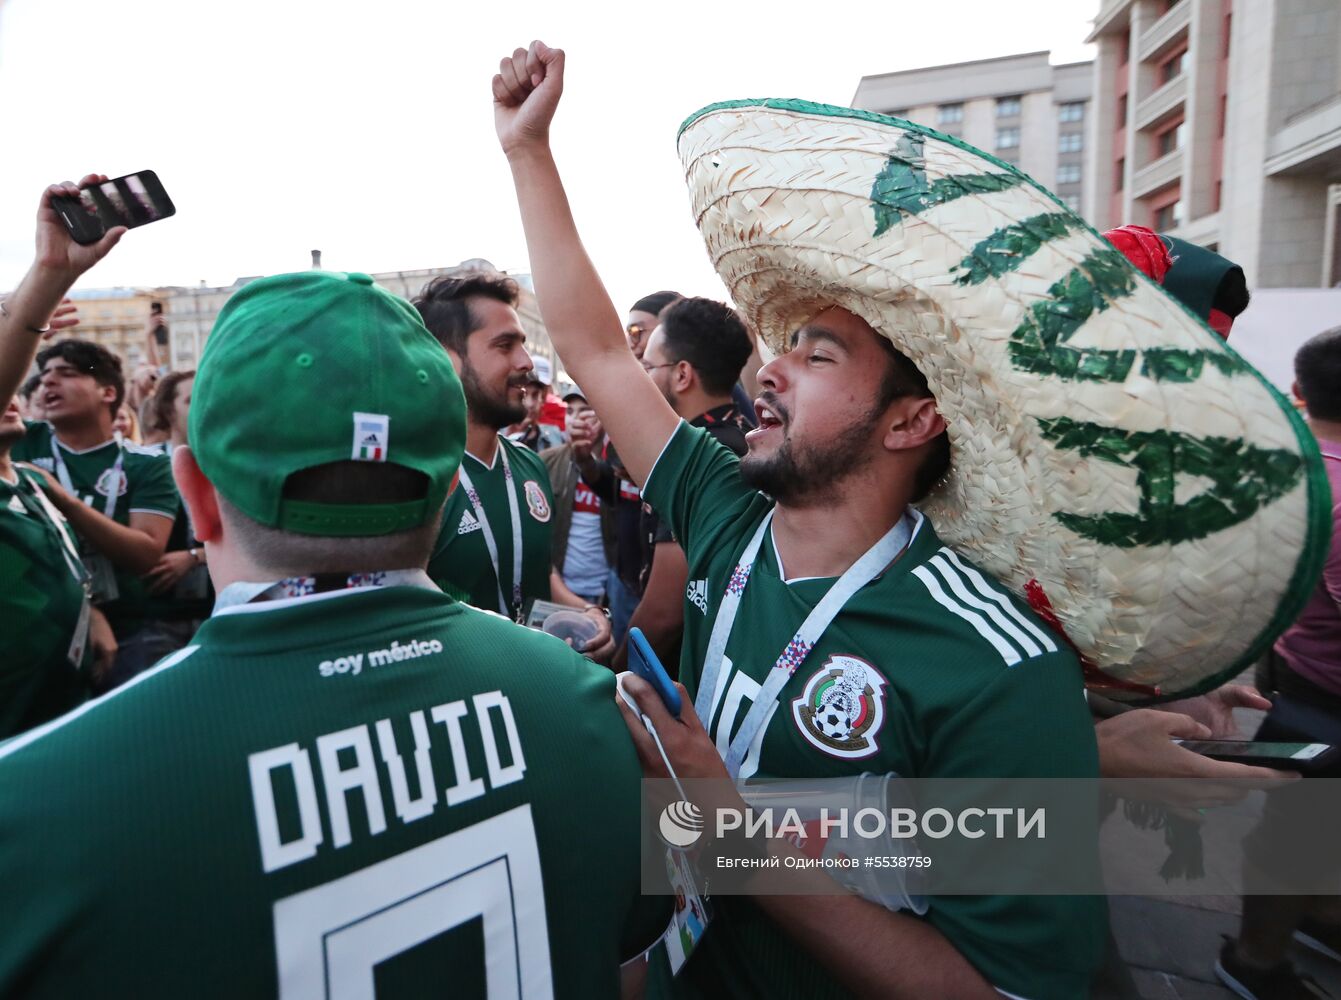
[740,772,928,914]
[541,610,601,652]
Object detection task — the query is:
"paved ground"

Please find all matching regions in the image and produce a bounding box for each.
[1111,895,1341,998]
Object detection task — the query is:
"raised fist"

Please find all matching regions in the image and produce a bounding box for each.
[492,40,565,155]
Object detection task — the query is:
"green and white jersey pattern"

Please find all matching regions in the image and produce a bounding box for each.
[428,435,555,616]
[642,422,1104,1000]
[12,421,178,635]
[0,585,663,998]
[0,467,88,737]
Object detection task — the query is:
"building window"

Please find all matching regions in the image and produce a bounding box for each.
[1115,158,1126,191]
[1153,198,1184,230]
[1159,48,1189,86]
[996,127,1021,149]
[1059,132,1084,153]
[1155,119,1186,156]
[1057,163,1083,185]
[1059,102,1085,123]
[889,108,910,119]
[1116,94,1128,129]
[1062,194,1082,212]
[997,96,1022,118]
[937,103,964,125]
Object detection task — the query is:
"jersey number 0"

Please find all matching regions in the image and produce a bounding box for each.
[272,805,553,998]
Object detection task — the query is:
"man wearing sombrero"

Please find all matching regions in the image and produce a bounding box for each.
[493,40,1328,1000]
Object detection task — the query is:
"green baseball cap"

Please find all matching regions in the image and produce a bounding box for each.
[190,270,466,536]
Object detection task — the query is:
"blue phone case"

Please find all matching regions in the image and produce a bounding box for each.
[627,627,682,717]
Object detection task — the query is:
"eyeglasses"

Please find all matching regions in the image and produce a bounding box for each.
[641,361,678,373]
[627,323,649,340]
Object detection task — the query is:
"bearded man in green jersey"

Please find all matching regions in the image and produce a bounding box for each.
[494,42,1104,1000]
[0,266,666,996]
[414,272,614,659]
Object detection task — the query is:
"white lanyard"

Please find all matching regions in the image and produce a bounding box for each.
[51,436,124,521]
[213,569,438,613]
[456,442,524,619]
[12,473,87,588]
[697,508,918,780]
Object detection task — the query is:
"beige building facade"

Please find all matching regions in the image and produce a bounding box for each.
[46,261,556,376]
[59,287,166,372]
[852,51,1093,214]
[1087,0,1341,287]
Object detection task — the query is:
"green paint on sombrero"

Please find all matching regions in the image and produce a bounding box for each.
[870,133,1022,237]
[954,213,1085,286]
[1037,416,1305,548]
[1009,248,1249,383]
[677,97,1337,704]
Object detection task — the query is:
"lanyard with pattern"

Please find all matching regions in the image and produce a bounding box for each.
[50,436,125,520]
[213,569,439,613]
[456,442,524,620]
[696,508,919,780]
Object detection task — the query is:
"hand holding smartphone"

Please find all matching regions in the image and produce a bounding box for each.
[51,171,175,246]
[1174,739,1337,775]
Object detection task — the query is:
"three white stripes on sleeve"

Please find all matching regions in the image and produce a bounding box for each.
[911,548,1058,667]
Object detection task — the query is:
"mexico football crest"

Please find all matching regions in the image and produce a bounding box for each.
[523,480,551,522]
[94,467,129,498]
[792,656,887,759]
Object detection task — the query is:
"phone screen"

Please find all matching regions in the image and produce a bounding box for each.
[1180,740,1329,760]
[76,172,173,230]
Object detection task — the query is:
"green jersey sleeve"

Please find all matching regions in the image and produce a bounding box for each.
[125,449,179,520]
[641,421,761,562]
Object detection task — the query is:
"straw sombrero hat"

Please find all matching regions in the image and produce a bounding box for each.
[678,98,1331,702]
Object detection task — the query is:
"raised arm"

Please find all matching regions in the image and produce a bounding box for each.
[493,42,679,487]
[1,178,124,405]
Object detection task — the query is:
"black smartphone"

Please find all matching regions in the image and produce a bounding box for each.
[51,171,175,245]
[1174,739,1338,773]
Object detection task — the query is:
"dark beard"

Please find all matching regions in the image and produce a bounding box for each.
[740,403,881,506]
[461,361,526,430]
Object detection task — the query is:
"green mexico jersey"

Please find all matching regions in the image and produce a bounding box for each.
[642,422,1104,1000]
[0,468,88,738]
[428,435,554,616]
[0,584,665,997]
[12,421,178,636]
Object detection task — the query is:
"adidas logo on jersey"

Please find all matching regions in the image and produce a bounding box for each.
[686,579,709,615]
[457,510,482,535]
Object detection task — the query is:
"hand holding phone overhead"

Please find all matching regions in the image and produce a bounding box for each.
[51,171,174,246]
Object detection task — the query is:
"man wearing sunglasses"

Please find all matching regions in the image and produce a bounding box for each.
[625,291,679,361]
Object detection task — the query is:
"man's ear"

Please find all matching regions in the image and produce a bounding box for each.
[1292,380,1304,405]
[171,446,222,543]
[673,360,695,395]
[882,396,946,453]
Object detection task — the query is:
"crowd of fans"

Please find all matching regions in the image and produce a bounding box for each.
[0,41,1338,1000]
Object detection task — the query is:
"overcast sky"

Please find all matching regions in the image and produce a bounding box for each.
[0,0,1097,309]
